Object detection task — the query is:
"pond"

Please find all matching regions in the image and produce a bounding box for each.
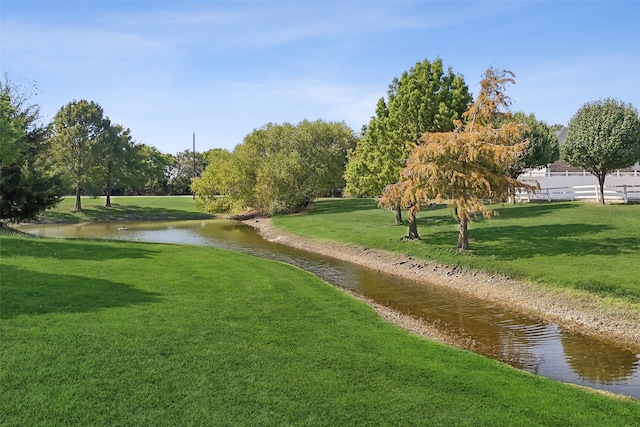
[19,219,640,400]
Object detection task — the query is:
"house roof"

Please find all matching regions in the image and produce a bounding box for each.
[555,127,568,145]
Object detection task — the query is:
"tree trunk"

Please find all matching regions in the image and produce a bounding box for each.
[457,215,469,251]
[105,189,112,208]
[74,184,82,211]
[395,205,403,225]
[406,208,420,240]
[598,174,606,205]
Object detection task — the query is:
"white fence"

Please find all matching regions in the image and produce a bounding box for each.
[515,184,640,204]
[520,169,640,178]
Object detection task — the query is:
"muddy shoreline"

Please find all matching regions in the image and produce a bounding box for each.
[244,218,640,352]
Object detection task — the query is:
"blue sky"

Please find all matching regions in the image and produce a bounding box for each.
[2,1,639,155]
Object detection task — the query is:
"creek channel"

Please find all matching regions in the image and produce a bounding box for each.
[20,219,640,400]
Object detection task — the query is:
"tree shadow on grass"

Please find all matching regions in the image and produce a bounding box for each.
[39,204,214,224]
[442,223,633,260]
[490,201,580,220]
[306,198,379,215]
[0,265,161,319]
[417,205,459,226]
[88,204,213,220]
[0,236,158,261]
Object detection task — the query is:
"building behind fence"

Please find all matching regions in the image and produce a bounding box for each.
[517,127,640,202]
[515,183,640,203]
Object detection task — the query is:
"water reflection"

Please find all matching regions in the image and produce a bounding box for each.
[18,219,640,400]
[562,334,640,383]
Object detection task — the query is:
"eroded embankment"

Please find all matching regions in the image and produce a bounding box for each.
[244,218,640,352]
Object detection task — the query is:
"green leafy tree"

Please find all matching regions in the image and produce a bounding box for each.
[88,122,137,206]
[167,149,204,195]
[345,58,472,224]
[0,93,25,165]
[498,112,559,202]
[562,99,640,204]
[52,100,106,210]
[291,119,356,196]
[128,144,172,195]
[505,112,559,178]
[202,148,228,170]
[0,77,65,224]
[381,67,529,250]
[193,119,356,215]
[191,148,235,211]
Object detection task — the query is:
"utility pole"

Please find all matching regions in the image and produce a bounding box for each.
[192,132,196,199]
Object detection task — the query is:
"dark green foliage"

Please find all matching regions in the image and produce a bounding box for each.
[345,58,472,197]
[166,148,204,195]
[505,111,559,177]
[0,77,65,223]
[130,144,173,195]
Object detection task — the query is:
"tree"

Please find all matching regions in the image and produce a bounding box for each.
[191,148,236,212]
[193,119,356,215]
[166,149,204,195]
[380,67,530,250]
[0,77,65,224]
[504,112,559,178]
[345,58,472,224]
[0,93,25,165]
[128,144,172,195]
[499,112,559,203]
[88,122,136,207]
[52,100,106,210]
[561,99,640,204]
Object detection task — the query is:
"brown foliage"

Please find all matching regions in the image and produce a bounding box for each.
[380,67,534,249]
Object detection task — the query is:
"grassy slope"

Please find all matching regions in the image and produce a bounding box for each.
[1,233,638,426]
[273,199,640,302]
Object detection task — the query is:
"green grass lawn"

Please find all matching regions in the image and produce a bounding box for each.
[38,195,212,224]
[2,233,638,425]
[273,198,640,303]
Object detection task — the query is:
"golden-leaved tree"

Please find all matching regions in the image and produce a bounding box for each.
[380,67,531,250]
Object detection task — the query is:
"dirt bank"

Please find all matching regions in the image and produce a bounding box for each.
[244,218,640,351]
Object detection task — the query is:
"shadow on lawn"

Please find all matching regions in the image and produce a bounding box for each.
[0,265,161,319]
[490,201,580,220]
[444,222,631,260]
[40,203,213,224]
[307,198,379,215]
[0,236,157,261]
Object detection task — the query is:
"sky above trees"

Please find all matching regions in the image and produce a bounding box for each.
[2,1,638,154]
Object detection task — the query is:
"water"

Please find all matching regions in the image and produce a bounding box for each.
[19,219,640,400]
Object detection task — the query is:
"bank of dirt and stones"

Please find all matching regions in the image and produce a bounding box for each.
[244,218,640,352]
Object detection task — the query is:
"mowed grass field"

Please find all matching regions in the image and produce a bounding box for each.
[274,198,640,303]
[1,232,639,426]
[38,195,212,224]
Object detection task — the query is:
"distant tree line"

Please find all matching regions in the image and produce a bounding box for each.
[1,75,211,223]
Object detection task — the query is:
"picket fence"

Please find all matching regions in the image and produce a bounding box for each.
[515,184,640,204]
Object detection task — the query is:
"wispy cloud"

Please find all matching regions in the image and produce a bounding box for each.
[2,1,638,153]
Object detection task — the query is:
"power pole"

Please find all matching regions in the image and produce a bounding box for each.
[192,132,196,199]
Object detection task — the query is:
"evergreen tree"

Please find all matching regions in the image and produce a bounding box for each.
[0,77,65,224]
[345,58,472,223]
